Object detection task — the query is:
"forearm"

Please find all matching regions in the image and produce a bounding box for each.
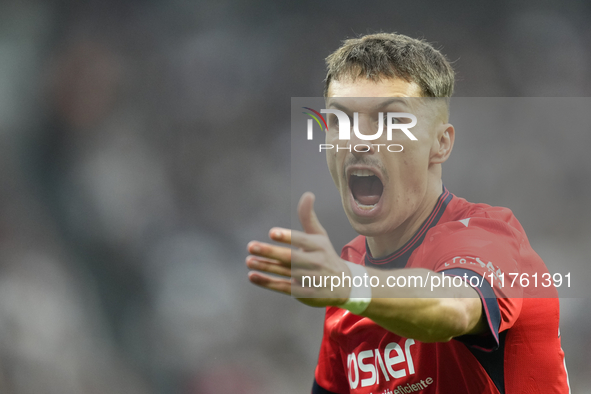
[245,215,487,343]
[352,268,485,342]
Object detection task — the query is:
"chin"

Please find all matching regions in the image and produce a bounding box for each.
[346,214,389,237]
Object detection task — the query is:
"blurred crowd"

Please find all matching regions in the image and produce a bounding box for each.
[0,0,589,393]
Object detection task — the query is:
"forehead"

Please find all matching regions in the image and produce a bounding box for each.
[326,78,424,114]
[327,78,423,98]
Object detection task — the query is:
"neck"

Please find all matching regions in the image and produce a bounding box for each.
[366,178,444,258]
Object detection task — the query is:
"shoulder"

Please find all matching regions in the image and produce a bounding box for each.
[411,196,528,268]
[442,194,528,238]
[413,195,545,280]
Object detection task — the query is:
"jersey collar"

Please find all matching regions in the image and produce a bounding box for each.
[364,186,453,269]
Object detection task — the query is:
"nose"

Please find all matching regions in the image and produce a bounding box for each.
[349,134,375,159]
[349,113,380,158]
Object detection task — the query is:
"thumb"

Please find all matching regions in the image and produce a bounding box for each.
[298,192,327,235]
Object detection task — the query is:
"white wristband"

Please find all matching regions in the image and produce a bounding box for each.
[340,261,372,315]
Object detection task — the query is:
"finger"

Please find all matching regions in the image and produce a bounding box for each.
[284,229,326,251]
[298,192,327,236]
[246,256,291,277]
[248,271,292,296]
[269,227,291,245]
[271,227,325,252]
[247,241,291,265]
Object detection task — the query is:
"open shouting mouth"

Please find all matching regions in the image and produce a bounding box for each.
[347,166,385,217]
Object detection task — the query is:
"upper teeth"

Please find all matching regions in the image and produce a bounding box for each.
[351,169,375,177]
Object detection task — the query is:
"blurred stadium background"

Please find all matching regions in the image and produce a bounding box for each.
[0,0,589,392]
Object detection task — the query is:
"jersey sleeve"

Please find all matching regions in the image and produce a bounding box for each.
[411,216,525,350]
[313,307,349,394]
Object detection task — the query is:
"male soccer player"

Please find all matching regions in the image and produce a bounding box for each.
[246,33,570,393]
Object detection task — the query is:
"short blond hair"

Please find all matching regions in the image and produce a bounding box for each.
[324,33,454,98]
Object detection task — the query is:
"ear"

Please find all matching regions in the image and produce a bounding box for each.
[430,123,455,165]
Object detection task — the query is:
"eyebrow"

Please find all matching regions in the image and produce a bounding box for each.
[326,97,411,112]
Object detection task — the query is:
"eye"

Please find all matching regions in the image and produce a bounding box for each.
[328,113,353,128]
[328,114,338,127]
[382,113,401,124]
